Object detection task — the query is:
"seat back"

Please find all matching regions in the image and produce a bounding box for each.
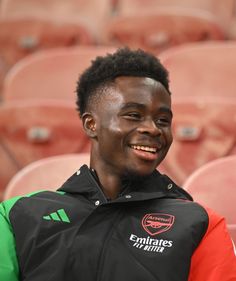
[0,16,94,96]
[2,46,117,102]
[0,144,19,200]
[0,100,90,167]
[116,0,234,27]
[160,41,236,99]
[1,0,113,38]
[183,155,236,242]
[183,155,236,223]
[103,8,225,54]
[3,153,90,200]
[161,97,236,185]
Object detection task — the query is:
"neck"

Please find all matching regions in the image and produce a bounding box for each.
[89,146,151,199]
[90,164,124,200]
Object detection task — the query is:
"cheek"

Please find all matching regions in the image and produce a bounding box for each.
[98,117,123,141]
[163,127,173,145]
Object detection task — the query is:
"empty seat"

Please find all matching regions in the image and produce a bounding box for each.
[0,144,19,201]
[3,153,90,200]
[0,100,91,199]
[161,97,236,185]
[102,7,225,54]
[0,100,90,168]
[183,155,236,241]
[2,45,117,102]
[159,41,236,100]
[116,0,234,28]
[0,17,93,64]
[0,16,94,97]
[0,0,113,40]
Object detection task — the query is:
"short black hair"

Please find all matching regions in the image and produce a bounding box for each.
[76,47,170,116]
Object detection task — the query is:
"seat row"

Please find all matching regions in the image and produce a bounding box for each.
[0,3,234,95]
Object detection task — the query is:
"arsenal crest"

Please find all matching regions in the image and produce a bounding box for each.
[142,213,175,236]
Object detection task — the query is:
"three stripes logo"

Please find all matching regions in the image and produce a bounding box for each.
[43,208,70,223]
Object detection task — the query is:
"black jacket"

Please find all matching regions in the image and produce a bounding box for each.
[1,165,236,281]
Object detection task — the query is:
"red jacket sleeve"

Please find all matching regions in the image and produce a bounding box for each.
[188,207,236,281]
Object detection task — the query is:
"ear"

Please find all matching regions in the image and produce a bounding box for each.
[81,112,97,138]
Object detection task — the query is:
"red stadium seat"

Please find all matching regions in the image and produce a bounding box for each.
[0,100,90,198]
[2,46,117,102]
[0,0,113,40]
[102,7,225,54]
[0,144,19,200]
[0,100,90,167]
[183,155,236,242]
[0,16,94,98]
[0,17,93,63]
[3,153,90,200]
[116,0,234,28]
[159,41,236,99]
[161,97,236,185]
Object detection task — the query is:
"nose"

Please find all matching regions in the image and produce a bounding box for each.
[137,118,161,136]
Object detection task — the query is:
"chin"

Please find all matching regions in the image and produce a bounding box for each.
[122,165,156,181]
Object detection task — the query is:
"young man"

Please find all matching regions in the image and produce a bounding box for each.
[0,48,236,281]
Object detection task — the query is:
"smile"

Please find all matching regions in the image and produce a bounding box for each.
[130,145,158,153]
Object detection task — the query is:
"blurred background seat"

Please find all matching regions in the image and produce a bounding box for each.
[0,100,90,197]
[3,153,90,200]
[183,155,236,243]
[102,7,225,54]
[0,143,19,200]
[0,16,94,99]
[0,0,113,41]
[115,0,235,37]
[161,97,236,185]
[0,0,115,99]
[159,41,236,100]
[2,45,117,102]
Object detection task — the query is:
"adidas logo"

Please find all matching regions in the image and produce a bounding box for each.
[43,208,70,223]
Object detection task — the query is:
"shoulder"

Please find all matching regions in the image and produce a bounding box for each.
[0,190,67,222]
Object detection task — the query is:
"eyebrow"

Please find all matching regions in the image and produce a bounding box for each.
[159,107,173,118]
[121,102,173,117]
[120,102,146,111]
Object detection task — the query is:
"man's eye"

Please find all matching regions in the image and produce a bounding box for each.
[126,112,141,119]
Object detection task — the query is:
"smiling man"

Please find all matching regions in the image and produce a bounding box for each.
[0,48,236,281]
[81,74,173,199]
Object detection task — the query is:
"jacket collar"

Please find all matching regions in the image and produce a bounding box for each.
[58,165,192,204]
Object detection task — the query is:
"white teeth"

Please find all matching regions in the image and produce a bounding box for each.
[131,145,157,153]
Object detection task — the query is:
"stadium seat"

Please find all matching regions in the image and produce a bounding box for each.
[2,46,117,102]
[159,41,236,99]
[0,100,90,167]
[160,97,236,185]
[0,17,93,63]
[0,100,90,198]
[183,155,236,242]
[3,153,90,200]
[102,7,225,54]
[0,16,94,98]
[116,0,234,28]
[0,0,113,40]
[0,144,19,201]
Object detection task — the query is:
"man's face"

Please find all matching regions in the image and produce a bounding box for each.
[89,76,173,178]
